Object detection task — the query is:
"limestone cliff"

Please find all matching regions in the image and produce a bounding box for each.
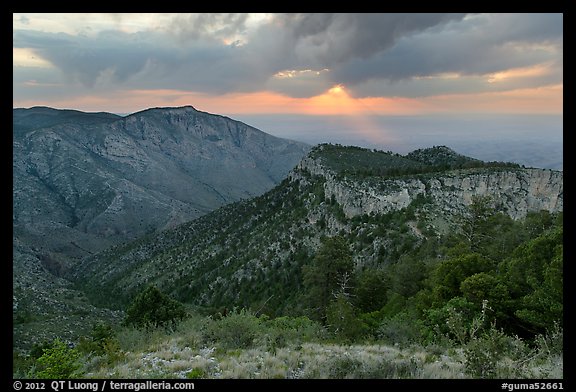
[292,152,562,221]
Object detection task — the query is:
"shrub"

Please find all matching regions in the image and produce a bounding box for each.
[320,353,421,379]
[327,355,364,378]
[203,308,262,350]
[124,285,187,330]
[77,322,116,356]
[425,296,478,344]
[259,315,326,353]
[326,297,368,342]
[377,314,423,348]
[266,316,326,343]
[186,368,207,379]
[34,339,81,379]
[535,322,563,357]
[464,327,509,378]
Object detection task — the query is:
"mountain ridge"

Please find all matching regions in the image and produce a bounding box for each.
[12,109,563,351]
[71,144,563,315]
[13,106,310,261]
[13,106,310,349]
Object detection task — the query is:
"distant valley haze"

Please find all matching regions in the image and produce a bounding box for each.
[212,113,563,171]
[15,106,563,171]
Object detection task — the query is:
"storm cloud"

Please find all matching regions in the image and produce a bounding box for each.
[13,13,563,99]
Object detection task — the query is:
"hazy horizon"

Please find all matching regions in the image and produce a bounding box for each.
[233,113,563,171]
[13,104,562,171]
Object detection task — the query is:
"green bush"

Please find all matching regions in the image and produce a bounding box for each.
[261,315,325,353]
[77,322,116,356]
[124,285,187,330]
[34,339,81,379]
[30,340,53,359]
[377,314,423,348]
[186,368,207,379]
[203,308,263,350]
[464,327,509,378]
[425,296,478,344]
[266,316,325,343]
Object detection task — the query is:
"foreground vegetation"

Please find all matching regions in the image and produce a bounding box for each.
[14,205,563,379]
[14,307,562,379]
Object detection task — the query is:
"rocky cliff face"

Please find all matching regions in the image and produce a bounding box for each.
[73,145,563,313]
[292,153,563,221]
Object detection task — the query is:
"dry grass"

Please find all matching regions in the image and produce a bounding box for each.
[89,341,469,379]
[85,331,562,379]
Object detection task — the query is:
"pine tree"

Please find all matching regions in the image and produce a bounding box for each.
[124,285,186,330]
[302,236,353,322]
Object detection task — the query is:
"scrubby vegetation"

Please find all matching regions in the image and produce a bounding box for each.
[312,144,520,179]
[14,205,563,379]
[13,305,562,379]
[13,144,562,379]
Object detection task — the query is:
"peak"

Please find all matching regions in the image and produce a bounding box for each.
[406,145,480,167]
[131,106,198,116]
[156,105,197,112]
[409,145,458,155]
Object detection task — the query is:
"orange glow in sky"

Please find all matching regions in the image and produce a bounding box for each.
[12,82,562,117]
[13,13,563,119]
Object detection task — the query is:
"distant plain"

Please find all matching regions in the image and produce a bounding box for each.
[234,114,563,170]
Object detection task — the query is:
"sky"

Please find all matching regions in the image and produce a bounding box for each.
[13,13,563,168]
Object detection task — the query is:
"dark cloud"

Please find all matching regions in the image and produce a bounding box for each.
[169,13,249,42]
[329,14,563,96]
[273,13,466,66]
[351,61,563,99]
[241,13,466,73]
[13,13,563,99]
[14,29,169,87]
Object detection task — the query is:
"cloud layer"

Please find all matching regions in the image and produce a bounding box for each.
[13,13,562,109]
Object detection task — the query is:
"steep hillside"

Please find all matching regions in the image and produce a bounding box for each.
[73,144,563,316]
[13,237,123,349]
[13,106,309,262]
[13,106,309,349]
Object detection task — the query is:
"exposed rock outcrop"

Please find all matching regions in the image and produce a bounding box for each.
[293,155,563,220]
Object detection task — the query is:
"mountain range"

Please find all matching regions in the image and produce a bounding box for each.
[12,106,563,351]
[13,106,309,348]
[13,106,309,263]
[72,144,562,316]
